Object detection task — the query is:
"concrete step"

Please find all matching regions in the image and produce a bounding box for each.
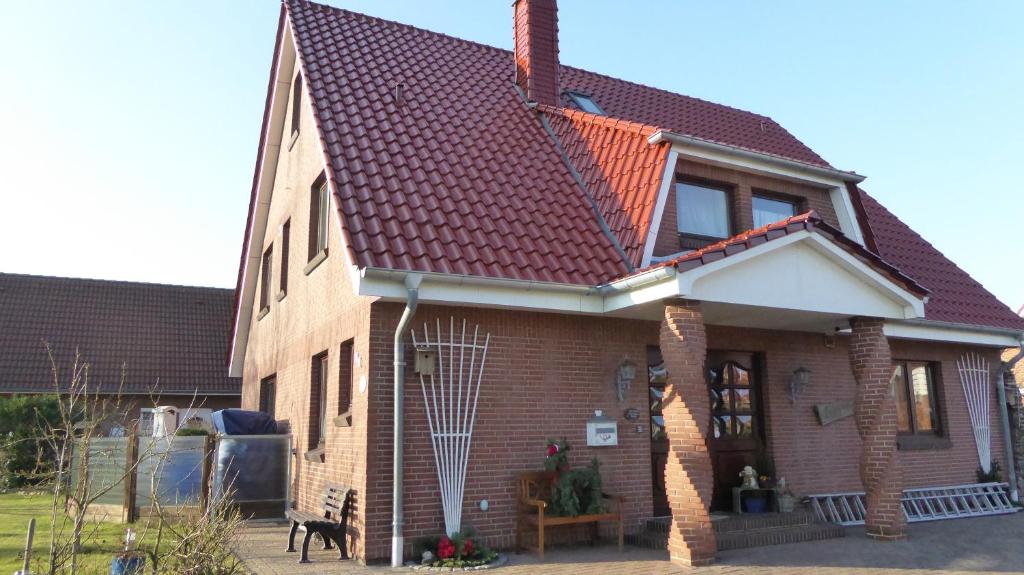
[713,511,816,534]
[715,522,846,551]
[626,511,845,552]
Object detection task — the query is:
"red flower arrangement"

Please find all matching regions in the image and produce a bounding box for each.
[437,536,455,559]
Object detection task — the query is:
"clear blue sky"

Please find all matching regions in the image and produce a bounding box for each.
[1,1,1021,310]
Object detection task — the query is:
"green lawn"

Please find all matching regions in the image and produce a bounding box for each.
[0,491,145,574]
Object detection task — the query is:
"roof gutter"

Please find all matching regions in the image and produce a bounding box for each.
[598,265,677,293]
[361,267,598,295]
[997,347,1024,503]
[647,130,867,184]
[893,317,1024,340]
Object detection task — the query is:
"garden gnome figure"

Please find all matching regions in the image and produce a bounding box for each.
[739,465,759,488]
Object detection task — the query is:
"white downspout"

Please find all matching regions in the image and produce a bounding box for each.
[998,346,1024,503]
[392,273,422,567]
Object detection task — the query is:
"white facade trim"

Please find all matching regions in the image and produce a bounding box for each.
[884,322,1022,348]
[642,132,868,247]
[229,19,359,377]
[229,23,295,378]
[639,149,678,268]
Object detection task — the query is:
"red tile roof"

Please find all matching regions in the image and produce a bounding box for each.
[625,212,929,298]
[290,1,629,285]
[1,273,241,395]
[539,105,670,264]
[245,1,1024,334]
[559,68,832,169]
[856,189,1024,331]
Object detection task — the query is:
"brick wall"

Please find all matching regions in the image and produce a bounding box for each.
[362,303,661,561]
[239,61,374,560]
[353,306,1007,562]
[707,325,1006,495]
[652,159,841,258]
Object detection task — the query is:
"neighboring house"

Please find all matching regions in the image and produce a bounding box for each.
[1002,305,1024,386]
[229,0,1024,566]
[1,273,241,429]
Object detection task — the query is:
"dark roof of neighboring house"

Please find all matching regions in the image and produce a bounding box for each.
[258,0,1024,333]
[0,273,240,395]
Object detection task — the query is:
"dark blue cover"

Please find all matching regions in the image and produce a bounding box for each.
[212,409,277,435]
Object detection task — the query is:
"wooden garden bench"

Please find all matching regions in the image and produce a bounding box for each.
[515,471,624,559]
[285,484,352,563]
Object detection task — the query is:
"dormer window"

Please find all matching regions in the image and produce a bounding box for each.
[565,91,605,115]
[752,194,797,228]
[676,181,731,249]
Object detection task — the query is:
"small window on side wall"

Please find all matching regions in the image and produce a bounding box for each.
[337,340,354,426]
[279,220,290,297]
[259,245,273,314]
[892,361,942,436]
[309,351,328,451]
[676,181,731,249]
[752,194,797,229]
[291,72,302,137]
[259,375,276,419]
[308,176,330,265]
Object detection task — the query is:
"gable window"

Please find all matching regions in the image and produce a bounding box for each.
[892,361,942,439]
[259,374,277,419]
[676,181,731,248]
[753,194,797,229]
[291,73,302,137]
[565,91,605,115]
[258,245,273,317]
[337,340,354,426]
[306,177,330,271]
[278,219,290,298]
[309,351,328,450]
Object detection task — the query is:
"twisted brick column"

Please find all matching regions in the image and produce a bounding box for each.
[659,299,717,565]
[848,317,906,540]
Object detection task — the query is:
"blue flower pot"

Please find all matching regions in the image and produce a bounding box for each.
[111,555,145,575]
[744,497,768,513]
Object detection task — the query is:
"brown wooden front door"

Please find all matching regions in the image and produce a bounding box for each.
[647,346,671,517]
[707,351,764,510]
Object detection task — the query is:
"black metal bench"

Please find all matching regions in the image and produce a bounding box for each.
[285,484,352,563]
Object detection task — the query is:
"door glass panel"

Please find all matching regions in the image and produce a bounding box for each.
[651,416,666,441]
[733,389,751,411]
[649,386,664,414]
[713,415,732,439]
[711,388,727,412]
[729,364,750,387]
[649,362,667,384]
[735,415,753,438]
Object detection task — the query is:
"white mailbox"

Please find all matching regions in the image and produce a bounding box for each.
[586,409,618,447]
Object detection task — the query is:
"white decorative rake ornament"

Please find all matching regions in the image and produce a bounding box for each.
[411,318,490,537]
[957,353,991,473]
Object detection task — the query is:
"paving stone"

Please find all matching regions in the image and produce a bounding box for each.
[234,511,1024,574]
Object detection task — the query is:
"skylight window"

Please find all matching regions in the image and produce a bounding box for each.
[565,91,605,115]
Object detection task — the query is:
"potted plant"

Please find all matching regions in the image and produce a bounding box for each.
[414,528,499,569]
[776,478,798,513]
[110,529,144,575]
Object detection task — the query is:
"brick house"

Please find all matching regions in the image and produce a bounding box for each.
[1,273,241,428]
[229,0,1024,566]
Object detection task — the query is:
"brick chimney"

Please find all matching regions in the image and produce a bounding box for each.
[513,0,559,106]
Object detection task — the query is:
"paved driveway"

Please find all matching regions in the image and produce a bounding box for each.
[235,512,1024,574]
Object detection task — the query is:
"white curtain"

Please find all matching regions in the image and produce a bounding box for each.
[753,196,795,229]
[677,183,728,238]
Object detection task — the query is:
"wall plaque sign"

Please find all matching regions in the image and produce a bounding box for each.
[814,401,853,426]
